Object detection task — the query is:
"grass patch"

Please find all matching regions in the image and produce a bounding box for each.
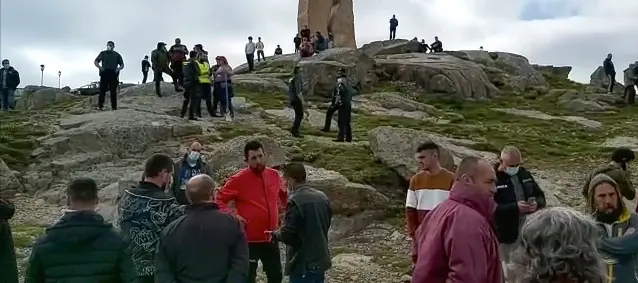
[215,123,272,140]
[290,139,398,187]
[11,223,46,248]
[0,111,49,170]
[236,89,288,110]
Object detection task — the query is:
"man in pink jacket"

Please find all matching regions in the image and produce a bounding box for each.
[411,156,503,283]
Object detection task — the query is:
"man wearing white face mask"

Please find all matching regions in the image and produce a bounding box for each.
[493,146,546,265]
[170,142,214,205]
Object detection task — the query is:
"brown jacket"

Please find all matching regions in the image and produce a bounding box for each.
[582,162,634,200]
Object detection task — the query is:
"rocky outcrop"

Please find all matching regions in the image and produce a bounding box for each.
[265,108,338,131]
[233,53,298,74]
[590,66,624,93]
[206,135,288,176]
[299,48,376,97]
[491,108,602,129]
[551,89,623,112]
[368,126,498,181]
[375,53,499,100]
[353,92,445,121]
[361,40,421,57]
[232,74,288,93]
[298,0,356,48]
[532,64,572,79]
[0,158,22,195]
[447,51,548,91]
[15,86,76,110]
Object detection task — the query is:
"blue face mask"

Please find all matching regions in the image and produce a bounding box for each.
[187,151,200,166]
[504,166,519,176]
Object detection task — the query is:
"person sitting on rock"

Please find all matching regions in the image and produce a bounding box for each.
[300,25,311,41]
[419,40,429,53]
[624,62,637,105]
[151,42,175,97]
[26,178,136,283]
[274,45,283,55]
[430,36,443,52]
[299,38,314,58]
[582,147,635,205]
[314,31,327,53]
[170,142,214,205]
[493,146,546,266]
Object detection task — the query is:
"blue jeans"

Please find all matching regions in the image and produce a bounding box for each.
[289,272,325,283]
[1,88,15,110]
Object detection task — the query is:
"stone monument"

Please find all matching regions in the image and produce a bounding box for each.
[297,0,356,48]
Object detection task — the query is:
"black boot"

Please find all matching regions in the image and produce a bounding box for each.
[155,81,162,97]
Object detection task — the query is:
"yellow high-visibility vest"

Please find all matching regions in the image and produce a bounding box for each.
[196,61,210,83]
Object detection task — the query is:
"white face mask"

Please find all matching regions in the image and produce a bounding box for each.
[504,166,519,176]
[337,78,345,84]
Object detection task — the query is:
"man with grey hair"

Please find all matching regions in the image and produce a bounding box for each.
[506,207,606,283]
[494,146,546,264]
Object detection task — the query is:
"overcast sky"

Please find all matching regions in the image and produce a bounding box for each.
[1,0,636,88]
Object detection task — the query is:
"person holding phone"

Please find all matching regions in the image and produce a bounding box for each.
[492,146,547,268]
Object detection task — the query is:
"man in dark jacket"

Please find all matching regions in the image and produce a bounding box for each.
[180,51,200,120]
[141,55,150,84]
[321,68,346,133]
[94,41,124,110]
[623,62,637,105]
[430,36,443,52]
[267,163,332,283]
[294,34,301,53]
[151,42,175,97]
[334,73,353,142]
[493,146,546,263]
[389,15,398,40]
[314,32,327,53]
[288,66,306,138]
[118,154,185,283]
[26,178,136,283]
[171,141,214,205]
[168,38,187,92]
[0,197,18,283]
[604,53,616,94]
[0,59,20,111]
[156,174,249,283]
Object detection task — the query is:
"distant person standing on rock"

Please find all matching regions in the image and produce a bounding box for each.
[321,68,346,132]
[245,36,257,72]
[288,66,307,138]
[168,38,188,92]
[94,41,124,110]
[604,53,616,94]
[0,59,20,111]
[389,14,398,40]
[294,34,301,53]
[180,51,201,120]
[151,42,175,97]
[0,196,17,283]
[141,55,150,84]
[256,37,266,62]
[334,73,353,142]
[195,53,215,118]
[212,55,235,120]
[624,62,637,104]
[25,178,136,283]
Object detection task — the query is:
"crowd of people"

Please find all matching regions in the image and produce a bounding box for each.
[407,143,638,283]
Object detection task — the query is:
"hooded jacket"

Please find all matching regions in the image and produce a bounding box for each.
[151,43,170,72]
[411,182,502,283]
[588,174,638,283]
[0,199,18,283]
[624,64,637,86]
[118,181,185,276]
[25,210,136,283]
[582,162,635,202]
[170,153,214,205]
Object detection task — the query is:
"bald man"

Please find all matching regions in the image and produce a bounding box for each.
[493,146,546,261]
[171,141,214,205]
[412,156,502,283]
[155,174,249,283]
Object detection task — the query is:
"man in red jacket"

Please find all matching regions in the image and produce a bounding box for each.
[411,156,503,283]
[216,140,287,283]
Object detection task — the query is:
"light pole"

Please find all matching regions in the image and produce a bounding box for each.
[58,71,61,88]
[40,64,45,86]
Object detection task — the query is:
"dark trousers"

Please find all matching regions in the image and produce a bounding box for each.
[98,70,119,110]
[214,81,235,117]
[248,242,282,283]
[390,27,396,40]
[170,61,184,87]
[289,272,326,283]
[0,88,15,110]
[322,106,336,131]
[138,276,153,283]
[153,68,174,96]
[180,85,199,118]
[625,84,636,105]
[257,50,266,61]
[142,71,148,83]
[198,83,215,117]
[246,53,255,71]
[212,94,220,116]
[337,107,352,141]
[608,74,616,93]
[291,100,304,135]
[295,44,300,53]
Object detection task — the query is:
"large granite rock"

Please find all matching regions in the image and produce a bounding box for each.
[207,135,288,173]
[0,158,22,195]
[15,86,77,110]
[232,74,288,93]
[447,51,548,91]
[368,126,497,181]
[361,40,422,57]
[298,0,356,48]
[233,53,298,74]
[265,108,337,131]
[552,89,623,111]
[298,48,376,97]
[532,64,572,79]
[590,66,624,93]
[375,53,499,100]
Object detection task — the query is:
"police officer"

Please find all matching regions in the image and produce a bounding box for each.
[288,66,306,137]
[181,51,200,120]
[195,53,215,118]
[321,68,347,132]
[334,72,353,142]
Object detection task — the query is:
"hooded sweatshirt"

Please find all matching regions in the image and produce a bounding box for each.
[624,64,637,86]
[25,210,136,283]
[411,182,502,283]
[582,162,635,202]
[589,174,638,283]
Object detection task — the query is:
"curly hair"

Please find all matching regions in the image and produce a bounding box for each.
[506,207,606,283]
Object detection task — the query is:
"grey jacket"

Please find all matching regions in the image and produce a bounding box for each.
[624,64,637,86]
